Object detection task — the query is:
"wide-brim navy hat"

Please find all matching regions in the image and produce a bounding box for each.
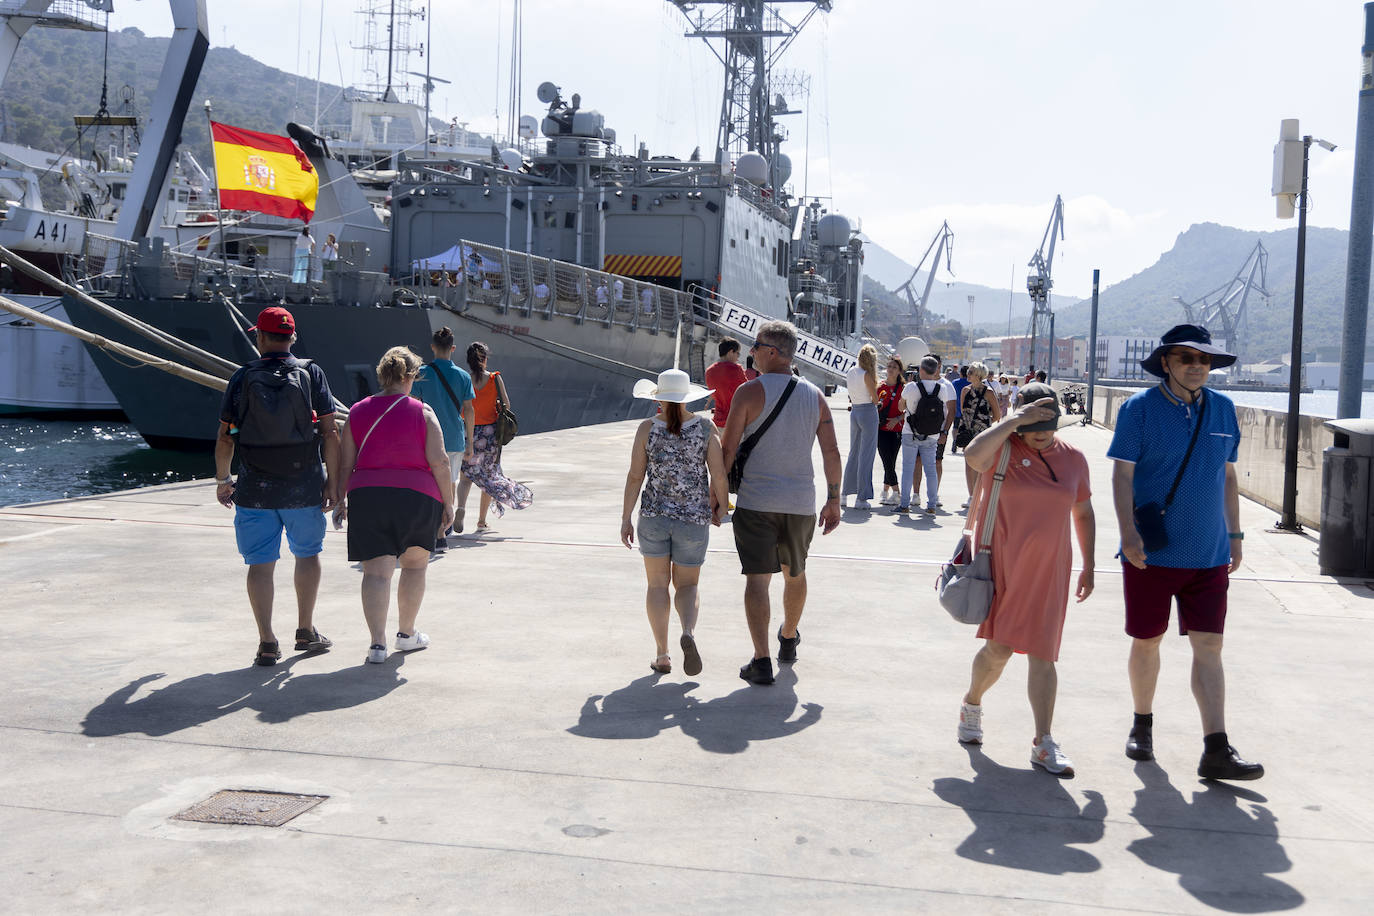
[1141,324,1236,378]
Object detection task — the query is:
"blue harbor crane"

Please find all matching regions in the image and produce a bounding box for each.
[1171,239,1269,376]
[1026,195,1064,377]
[894,220,954,337]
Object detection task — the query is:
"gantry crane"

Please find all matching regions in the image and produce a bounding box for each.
[1026,195,1064,377]
[894,221,954,336]
[1172,239,1269,375]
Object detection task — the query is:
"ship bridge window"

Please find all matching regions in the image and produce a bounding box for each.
[730,238,736,248]
[744,229,749,240]
[543,212,558,228]
[564,212,576,230]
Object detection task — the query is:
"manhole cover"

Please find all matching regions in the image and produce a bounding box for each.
[171,790,327,827]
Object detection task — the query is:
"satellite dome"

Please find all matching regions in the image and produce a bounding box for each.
[518,115,538,140]
[896,336,930,368]
[775,152,792,186]
[498,148,523,171]
[734,152,768,185]
[816,213,851,247]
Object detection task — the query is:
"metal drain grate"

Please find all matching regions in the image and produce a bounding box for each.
[172,790,327,827]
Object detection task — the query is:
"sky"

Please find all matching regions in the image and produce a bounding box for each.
[101,0,1370,299]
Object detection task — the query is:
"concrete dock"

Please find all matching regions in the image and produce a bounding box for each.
[1,408,1371,914]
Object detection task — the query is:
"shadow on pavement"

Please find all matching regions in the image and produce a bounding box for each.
[931,744,1106,874]
[1127,761,1304,912]
[567,665,822,753]
[81,652,408,737]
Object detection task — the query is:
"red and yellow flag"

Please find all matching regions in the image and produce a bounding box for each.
[210,121,318,221]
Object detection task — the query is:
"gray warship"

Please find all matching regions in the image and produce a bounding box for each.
[60,0,865,449]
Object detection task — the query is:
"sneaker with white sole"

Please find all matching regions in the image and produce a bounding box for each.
[1031,734,1074,777]
[395,631,430,651]
[958,702,983,744]
[366,644,387,664]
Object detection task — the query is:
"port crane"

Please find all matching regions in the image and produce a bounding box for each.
[1025,195,1064,376]
[1172,239,1269,376]
[894,221,954,336]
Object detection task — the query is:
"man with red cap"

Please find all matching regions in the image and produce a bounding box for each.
[1108,323,1261,781]
[214,306,342,667]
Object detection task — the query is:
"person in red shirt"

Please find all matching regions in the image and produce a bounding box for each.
[704,337,748,428]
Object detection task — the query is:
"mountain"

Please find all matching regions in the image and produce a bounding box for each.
[1053,222,1355,362]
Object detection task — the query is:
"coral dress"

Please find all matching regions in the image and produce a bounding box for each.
[971,435,1091,662]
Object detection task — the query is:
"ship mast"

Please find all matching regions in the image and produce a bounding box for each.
[670,1,829,185]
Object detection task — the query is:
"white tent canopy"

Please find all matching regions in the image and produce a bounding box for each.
[411,243,501,273]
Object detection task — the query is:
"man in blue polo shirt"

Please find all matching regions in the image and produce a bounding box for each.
[1108,324,1260,781]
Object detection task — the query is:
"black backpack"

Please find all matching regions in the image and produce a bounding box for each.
[235,358,320,476]
[907,380,946,437]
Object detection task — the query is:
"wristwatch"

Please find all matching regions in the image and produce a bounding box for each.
[1227,532,1244,540]
[216,476,233,485]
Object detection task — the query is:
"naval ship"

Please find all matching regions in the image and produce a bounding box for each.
[59,1,866,449]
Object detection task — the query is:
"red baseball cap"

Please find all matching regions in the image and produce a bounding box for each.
[249,306,295,334]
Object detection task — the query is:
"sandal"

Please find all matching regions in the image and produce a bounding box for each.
[456,507,465,534]
[254,641,281,667]
[650,653,672,674]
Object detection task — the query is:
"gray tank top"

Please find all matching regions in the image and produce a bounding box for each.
[736,373,822,516]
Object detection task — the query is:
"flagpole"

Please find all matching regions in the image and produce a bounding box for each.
[204,100,230,278]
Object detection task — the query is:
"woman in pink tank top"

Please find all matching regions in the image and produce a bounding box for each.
[333,346,453,664]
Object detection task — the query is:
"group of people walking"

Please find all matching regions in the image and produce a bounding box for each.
[214,307,1261,785]
[214,308,531,668]
[625,320,1260,784]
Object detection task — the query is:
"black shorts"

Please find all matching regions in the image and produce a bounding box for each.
[346,486,443,561]
[936,437,948,461]
[732,507,816,576]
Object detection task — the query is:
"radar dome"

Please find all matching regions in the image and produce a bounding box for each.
[498,148,523,171]
[816,213,851,247]
[734,152,768,185]
[517,115,538,140]
[896,336,930,368]
[775,153,792,186]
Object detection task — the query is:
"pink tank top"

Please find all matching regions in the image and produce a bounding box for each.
[346,394,442,502]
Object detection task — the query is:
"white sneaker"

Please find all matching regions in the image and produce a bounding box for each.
[854,499,872,510]
[366,644,387,664]
[1031,734,1075,777]
[957,702,983,744]
[395,631,431,651]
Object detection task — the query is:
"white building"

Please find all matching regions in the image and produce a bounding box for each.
[1094,336,1158,381]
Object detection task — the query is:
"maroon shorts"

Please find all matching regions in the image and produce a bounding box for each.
[1122,563,1229,638]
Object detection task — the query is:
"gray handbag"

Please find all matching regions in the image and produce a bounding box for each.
[936,442,1012,625]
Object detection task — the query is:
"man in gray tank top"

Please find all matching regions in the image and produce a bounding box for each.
[721,321,843,685]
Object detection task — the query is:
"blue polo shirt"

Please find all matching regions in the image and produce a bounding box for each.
[951,377,970,417]
[413,359,475,452]
[1107,384,1239,569]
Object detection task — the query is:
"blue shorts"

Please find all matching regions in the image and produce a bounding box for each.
[637,514,710,567]
[234,506,327,565]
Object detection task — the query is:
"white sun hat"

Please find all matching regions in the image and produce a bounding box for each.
[632,368,714,404]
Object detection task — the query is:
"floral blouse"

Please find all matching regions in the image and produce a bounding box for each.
[640,415,710,525]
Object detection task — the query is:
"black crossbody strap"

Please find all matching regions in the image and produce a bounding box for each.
[1163,391,1207,510]
[427,362,463,413]
[738,377,798,457]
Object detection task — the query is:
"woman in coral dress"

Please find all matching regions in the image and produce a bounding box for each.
[953,382,1095,778]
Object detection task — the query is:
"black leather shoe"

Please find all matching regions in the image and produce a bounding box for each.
[1198,745,1264,781]
[777,627,800,663]
[739,657,775,685]
[1126,727,1154,761]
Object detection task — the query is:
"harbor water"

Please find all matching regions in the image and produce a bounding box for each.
[3,388,1373,507]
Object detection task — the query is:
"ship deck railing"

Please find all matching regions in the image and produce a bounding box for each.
[60,232,711,341]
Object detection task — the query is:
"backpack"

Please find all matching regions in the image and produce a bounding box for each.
[234,358,320,476]
[907,380,946,437]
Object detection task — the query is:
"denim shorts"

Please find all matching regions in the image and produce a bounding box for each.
[637,513,710,567]
[234,506,327,565]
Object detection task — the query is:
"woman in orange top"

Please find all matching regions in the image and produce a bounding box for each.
[456,341,533,531]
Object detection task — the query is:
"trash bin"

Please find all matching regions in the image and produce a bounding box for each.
[1318,418,1374,577]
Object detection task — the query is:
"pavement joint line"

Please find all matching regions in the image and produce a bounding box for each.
[280,825,1181,913]
[8,724,1369,846]
[0,801,120,820]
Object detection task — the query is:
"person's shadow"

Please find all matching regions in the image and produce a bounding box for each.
[1127,762,1303,912]
[566,674,698,740]
[568,667,822,753]
[931,744,1106,874]
[81,653,408,737]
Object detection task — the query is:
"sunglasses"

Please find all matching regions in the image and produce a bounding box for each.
[1170,350,1212,366]
[751,342,779,354]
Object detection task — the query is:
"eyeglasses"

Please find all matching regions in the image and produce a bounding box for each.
[751,342,779,354]
[1170,350,1212,366]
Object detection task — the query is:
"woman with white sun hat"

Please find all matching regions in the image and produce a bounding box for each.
[620,369,729,677]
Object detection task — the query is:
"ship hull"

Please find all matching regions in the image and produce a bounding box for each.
[0,296,123,417]
[61,294,681,450]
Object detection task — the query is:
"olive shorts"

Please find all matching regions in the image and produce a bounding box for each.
[732,507,815,577]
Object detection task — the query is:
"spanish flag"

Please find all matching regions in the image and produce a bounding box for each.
[210,121,318,221]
